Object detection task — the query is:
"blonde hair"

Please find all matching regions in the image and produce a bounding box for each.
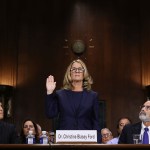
[62,59,93,90]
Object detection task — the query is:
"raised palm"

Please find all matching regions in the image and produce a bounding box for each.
[46,75,56,93]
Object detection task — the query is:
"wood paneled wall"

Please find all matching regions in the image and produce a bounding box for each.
[0,0,150,136]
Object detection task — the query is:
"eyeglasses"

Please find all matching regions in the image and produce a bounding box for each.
[102,133,111,138]
[140,105,150,110]
[70,67,85,73]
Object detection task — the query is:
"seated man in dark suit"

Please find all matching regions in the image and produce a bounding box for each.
[118,99,150,144]
[0,101,19,144]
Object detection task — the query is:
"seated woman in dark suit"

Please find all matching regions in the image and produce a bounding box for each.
[0,101,19,144]
[19,118,40,144]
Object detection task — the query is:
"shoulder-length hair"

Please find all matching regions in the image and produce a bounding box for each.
[62,59,93,90]
[19,118,39,144]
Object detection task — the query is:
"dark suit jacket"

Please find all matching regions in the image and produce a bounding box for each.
[118,122,142,144]
[0,120,19,144]
[45,89,101,143]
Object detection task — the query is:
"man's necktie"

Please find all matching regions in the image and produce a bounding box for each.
[142,127,149,144]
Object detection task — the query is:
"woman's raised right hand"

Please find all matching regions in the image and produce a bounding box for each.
[46,75,56,94]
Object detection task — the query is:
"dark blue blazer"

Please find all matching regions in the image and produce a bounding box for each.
[118,122,142,144]
[0,120,19,144]
[45,89,101,143]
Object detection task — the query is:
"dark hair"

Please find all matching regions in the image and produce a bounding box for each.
[116,117,132,128]
[19,118,39,144]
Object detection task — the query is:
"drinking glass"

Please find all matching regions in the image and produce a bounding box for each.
[133,134,142,144]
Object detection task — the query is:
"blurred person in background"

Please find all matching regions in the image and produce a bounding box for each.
[0,101,19,144]
[19,118,40,144]
[107,117,132,144]
[101,128,113,144]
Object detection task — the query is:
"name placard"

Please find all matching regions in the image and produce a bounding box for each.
[56,130,97,143]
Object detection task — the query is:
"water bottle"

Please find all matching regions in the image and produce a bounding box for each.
[49,131,55,144]
[26,130,35,144]
[40,131,48,144]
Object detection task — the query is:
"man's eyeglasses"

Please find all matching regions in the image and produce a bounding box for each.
[70,67,85,73]
[140,105,150,110]
[102,133,111,138]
